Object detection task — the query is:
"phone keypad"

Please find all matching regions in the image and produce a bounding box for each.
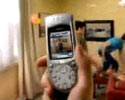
[49,63,77,91]
[71,61,75,65]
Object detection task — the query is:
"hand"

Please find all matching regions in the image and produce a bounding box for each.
[37,45,93,100]
[106,69,115,75]
[96,66,102,72]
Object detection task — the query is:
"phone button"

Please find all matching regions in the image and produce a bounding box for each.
[71,71,75,76]
[61,67,67,73]
[71,61,75,65]
[67,83,71,88]
[59,85,62,89]
[53,78,57,83]
[52,73,56,78]
[49,64,53,67]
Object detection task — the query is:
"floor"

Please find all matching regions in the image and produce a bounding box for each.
[94,84,106,100]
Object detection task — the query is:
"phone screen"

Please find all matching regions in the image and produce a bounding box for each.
[50,31,73,59]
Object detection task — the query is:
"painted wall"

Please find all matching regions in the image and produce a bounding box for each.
[31,0,62,58]
[59,0,125,36]
[30,0,86,57]
[57,0,125,72]
[31,0,125,72]
[84,0,125,37]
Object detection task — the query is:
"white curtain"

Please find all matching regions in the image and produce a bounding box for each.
[19,0,43,99]
[0,0,20,70]
[0,0,42,99]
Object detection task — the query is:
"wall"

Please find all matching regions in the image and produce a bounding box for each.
[57,0,87,20]
[57,0,125,72]
[59,0,125,36]
[59,0,125,53]
[31,0,125,72]
[32,0,125,54]
[84,0,125,37]
[30,0,87,57]
[31,0,63,58]
[0,63,18,99]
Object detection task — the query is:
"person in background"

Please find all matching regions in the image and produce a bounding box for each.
[75,21,88,51]
[98,33,125,74]
[57,39,63,53]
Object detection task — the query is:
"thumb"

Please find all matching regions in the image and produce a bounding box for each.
[41,70,54,98]
[75,44,92,86]
[75,45,90,70]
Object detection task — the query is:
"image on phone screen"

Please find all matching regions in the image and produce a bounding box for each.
[50,31,73,59]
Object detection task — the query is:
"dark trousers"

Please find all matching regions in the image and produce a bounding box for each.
[103,52,119,71]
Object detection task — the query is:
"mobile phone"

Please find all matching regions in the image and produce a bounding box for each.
[45,13,77,93]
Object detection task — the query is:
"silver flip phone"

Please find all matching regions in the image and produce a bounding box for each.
[45,13,77,92]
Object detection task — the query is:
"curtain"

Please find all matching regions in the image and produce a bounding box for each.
[0,0,20,70]
[18,0,43,99]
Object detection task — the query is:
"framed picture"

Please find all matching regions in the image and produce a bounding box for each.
[84,20,114,41]
[38,13,50,37]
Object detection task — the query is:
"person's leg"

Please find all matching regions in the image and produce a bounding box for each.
[103,52,111,71]
[105,52,119,72]
[103,61,110,71]
[111,59,119,71]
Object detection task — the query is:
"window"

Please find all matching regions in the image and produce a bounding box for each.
[0,0,20,70]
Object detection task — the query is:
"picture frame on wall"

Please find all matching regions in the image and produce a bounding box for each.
[84,20,114,41]
[38,12,50,37]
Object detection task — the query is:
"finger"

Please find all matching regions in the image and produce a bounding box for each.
[41,70,54,98]
[74,44,92,87]
[36,56,47,67]
[68,45,93,100]
[75,45,89,70]
[75,45,85,57]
